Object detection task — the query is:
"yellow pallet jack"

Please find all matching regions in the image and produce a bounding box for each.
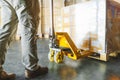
[48,0,94,63]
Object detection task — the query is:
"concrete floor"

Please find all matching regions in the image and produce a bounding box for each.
[4,39,120,80]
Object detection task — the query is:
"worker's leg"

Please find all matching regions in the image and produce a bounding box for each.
[0,0,18,72]
[15,0,48,78]
[0,0,18,79]
[15,0,39,71]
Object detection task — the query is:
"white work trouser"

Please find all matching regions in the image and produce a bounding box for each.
[0,0,39,72]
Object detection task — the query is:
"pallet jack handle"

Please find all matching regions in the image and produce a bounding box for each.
[49,0,55,40]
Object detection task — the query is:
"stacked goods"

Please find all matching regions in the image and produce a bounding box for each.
[54,0,64,32]
[41,0,51,37]
[41,0,64,38]
[61,0,106,53]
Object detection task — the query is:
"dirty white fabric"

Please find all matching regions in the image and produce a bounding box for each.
[0,0,40,72]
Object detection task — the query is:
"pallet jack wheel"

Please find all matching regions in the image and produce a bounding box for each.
[54,51,64,63]
[48,49,54,62]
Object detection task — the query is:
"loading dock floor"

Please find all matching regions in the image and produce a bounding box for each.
[4,39,120,80]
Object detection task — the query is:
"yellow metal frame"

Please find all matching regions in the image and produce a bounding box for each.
[56,32,93,60]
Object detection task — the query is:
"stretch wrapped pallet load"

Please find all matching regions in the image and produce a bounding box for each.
[60,0,120,60]
[62,0,110,61]
[62,0,106,53]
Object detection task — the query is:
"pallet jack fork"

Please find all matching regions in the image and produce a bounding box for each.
[48,0,94,63]
[48,32,94,63]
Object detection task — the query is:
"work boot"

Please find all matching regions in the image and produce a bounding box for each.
[0,71,16,80]
[25,66,48,79]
